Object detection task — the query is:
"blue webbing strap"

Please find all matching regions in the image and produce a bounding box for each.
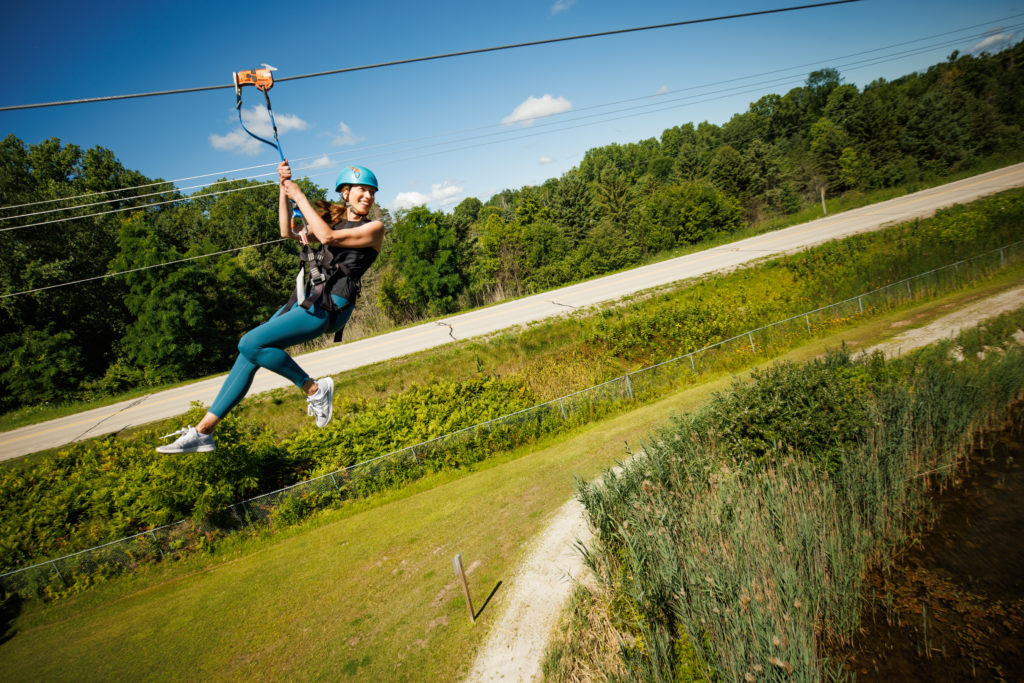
[235,87,304,226]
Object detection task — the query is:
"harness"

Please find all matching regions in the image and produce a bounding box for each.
[232,64,306,235]
[283,222,366,341]
[233,65,360,340]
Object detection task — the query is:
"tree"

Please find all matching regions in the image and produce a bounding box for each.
[570,217,638,279]
[638,183,744,247]
[473,212,527,297]
[550,170,594,248]
[379,207,466,319]
[707,145,750,199]
[809,117,851,187]
[110,212,261,382]
[803,68,842,121]
[743,139,785,199]
[450,196,482,244]
[838,147,867,190]
[591,167,635,226]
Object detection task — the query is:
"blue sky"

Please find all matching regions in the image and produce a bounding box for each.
[2,0,1021,215]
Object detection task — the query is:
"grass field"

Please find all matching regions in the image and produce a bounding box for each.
[2,276,1019,681]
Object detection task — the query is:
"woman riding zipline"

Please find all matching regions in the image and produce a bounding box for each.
[156,161,385,454]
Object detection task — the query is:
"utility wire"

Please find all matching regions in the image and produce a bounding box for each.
[0,33,990,234]
[3,10,1016,218]
[0,27,975,299]
[0,1,861,112]
[4,22,1009,235]
[0,181,280,233]
[0,239,288,299]
[2,20,1014,303]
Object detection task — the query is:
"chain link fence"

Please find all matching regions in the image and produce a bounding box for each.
[3,240,1022,597]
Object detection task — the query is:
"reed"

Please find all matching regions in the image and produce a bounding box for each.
[573,315,1024,681]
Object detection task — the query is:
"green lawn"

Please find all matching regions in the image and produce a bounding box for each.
[1,279,1020,681]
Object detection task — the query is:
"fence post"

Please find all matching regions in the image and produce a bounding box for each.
[625,374,634,400]
[805,314,811,334]
[1001,247,1006,267]
[150,530,164,559]
[51,560,66,586]
[330,472,338,489]
[906,280,912,298]
[689,354,696,374]
[453,553,476,623]
[410,446,419,463]
[558,397,567,420]
[748,332,756,353]
[858,296,863,315]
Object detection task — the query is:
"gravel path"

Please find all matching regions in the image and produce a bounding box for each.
[464,285,1024,683]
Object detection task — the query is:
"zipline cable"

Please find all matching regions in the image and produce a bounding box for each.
[0,31,982,297]
[3,23,1011,235]
[0,24,1000,300]
[0,1,862,112]
[2,12,1017,217]
[0,26,1007,236]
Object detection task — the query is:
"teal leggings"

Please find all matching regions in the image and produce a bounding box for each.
[209,295,353,418]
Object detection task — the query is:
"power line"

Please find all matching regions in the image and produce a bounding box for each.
[0,1,861,112]
[3,22,1013,235]
[0,30,977,298]
[3,11,1015,219]
[0,150,336,215]
[0,239,288,299]
[0,182,280,233]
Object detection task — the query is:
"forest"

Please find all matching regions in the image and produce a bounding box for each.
[1,43,1021,413]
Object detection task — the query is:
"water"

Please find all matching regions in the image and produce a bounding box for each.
[834,415,1024,680]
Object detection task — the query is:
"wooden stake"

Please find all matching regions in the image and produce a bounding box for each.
[453,553,475,623]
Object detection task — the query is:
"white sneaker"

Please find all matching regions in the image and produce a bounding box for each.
[306,377,335,428]
[156,425,216,453]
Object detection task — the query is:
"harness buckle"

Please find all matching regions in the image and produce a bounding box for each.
[309,267,328,286]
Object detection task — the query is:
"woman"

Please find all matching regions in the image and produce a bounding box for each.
[157,161,385,453]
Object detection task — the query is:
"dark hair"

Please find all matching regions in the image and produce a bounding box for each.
[312,199,347,226]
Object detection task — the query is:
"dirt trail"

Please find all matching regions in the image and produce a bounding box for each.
[463,285,1024,683]
[464,499,591,682]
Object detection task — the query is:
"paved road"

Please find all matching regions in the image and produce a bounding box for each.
[3,163,1023,461]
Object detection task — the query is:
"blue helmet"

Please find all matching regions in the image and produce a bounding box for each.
[335,165,379,192]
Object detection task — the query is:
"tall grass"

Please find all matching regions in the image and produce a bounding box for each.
[569,313,1024,681]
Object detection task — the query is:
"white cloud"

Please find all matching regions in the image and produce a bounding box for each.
[656,85,670,95]
[307,154,333,170]
[210,105,309,155]
[501,94,572,127]
[392,180,464,211]
[332,121,363,147]
[970,32,1016,54]
[539,156,554,164]
[551,0,577,14]
[394,191,431,209]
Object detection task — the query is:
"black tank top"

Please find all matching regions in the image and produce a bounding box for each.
[326,219,379,302]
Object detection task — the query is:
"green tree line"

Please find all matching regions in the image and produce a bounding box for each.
[1,44,1021,413]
